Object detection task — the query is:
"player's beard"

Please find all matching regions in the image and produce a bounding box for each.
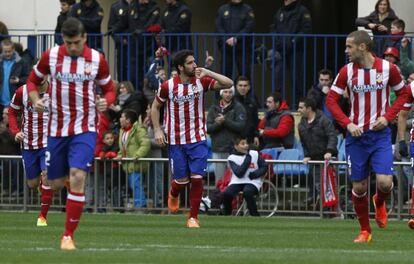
[184,68,195,77]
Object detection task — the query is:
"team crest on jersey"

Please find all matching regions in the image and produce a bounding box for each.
[84,63,92,74]
[376,73,383,84]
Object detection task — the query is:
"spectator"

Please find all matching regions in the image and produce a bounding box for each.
[0,21,9,45]
[13,42,34,75]
[70,0,104,50]
[355,0,398,54]
[55,0,75,45]
[297,98,337,205]
[143,47,168,103]
[107,0,130,81]
[0,39,29,121]
[399,37,414,81]
[384,19,406,50]
[270,0,312,96]
[258,92,294,149]
[116,109,151,208]
[143,104,165,208]
[207,86,246,182]
[108,81,146,127]
[222,136,267,216]
[233,76,259,147]
[161,0,192,53]
[215,0,255,79]
[306,69,333,119]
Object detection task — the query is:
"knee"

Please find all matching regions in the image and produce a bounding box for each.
[49,180,65,191]
[352,181,368,195]
[377,177,393,192]
[26,180,39,189]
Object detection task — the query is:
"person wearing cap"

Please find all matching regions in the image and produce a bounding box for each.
[207,86,246,182]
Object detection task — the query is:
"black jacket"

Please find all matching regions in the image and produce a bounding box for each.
[70,0,103,33]
[234,92,259,142]
[107,0,129,45]
[161,1,192,52]
[207,99,247,153]
[55,11,70,45]
[270,0,312,53]
[355,8,398,37]
[298,110,337,160]
[0,52,29,103]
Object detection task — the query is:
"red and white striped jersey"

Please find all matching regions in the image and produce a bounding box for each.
[28,45,115,137]
[330,57,404,131]
[9,85,49,150]
[156,76,216,145]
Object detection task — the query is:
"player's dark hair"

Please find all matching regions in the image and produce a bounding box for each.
[236,75,250,85]
[103,130,115,139]
[233,135,248,146]
[318,69,333,79]
[61,17,85,37]
[173,49,194,74]
[348,30,373,52]
[303,97,317,111]
[60,0,75,5]
[122,109,138,124]
[392,19,405,31]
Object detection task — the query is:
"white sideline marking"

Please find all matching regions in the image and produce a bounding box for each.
[4,244,414,255]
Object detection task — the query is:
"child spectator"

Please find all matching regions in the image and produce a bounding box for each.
[222,136,267,216]
[384,19,406,50]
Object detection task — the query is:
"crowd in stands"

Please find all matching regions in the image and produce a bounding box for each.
[0,0,414,213]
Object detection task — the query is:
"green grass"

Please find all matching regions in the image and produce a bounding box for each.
[0,212,413,264]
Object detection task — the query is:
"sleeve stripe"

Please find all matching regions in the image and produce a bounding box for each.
[392,81,404,91]
[403,103,412,108]
[9,103,21,110]
[34,66,45,78]
[97,75,111,86]
[331,85,344,95]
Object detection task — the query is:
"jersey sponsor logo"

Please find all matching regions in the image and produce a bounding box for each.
[351,83,385,93]
[55,72,95,82]
[173,92,200,103]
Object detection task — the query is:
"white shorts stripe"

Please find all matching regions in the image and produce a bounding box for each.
[67,193,85,202]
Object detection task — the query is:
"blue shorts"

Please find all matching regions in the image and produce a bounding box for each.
[346,128,393,182]
[46,132,97,180]
[168,140,208,180]
[22,148,46,180]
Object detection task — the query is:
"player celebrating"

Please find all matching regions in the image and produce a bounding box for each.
[28,18,116,250]
[326,30,408,243]
[151,50,233,228]
[8,77,51,227]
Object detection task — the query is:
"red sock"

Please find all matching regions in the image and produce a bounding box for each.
[63,191,85,238]
[189,177,203,219]
[375,186,391,207]
[352,191,371,233]
[170,180,187,197]
[39,185,53,219]
[411,187,414,216]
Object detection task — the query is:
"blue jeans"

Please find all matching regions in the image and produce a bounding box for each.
[128,172,146,208]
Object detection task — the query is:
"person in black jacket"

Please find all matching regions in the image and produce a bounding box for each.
[222,136,267,216]
[355,0,398,55]
[215,0,255,79]
[70,0,104,50]
[298,97,337,204]
[161,0,192,53]
[55,0,75,45]
[107,0,130,82]
[207,86,246,182]
[270,0,312,98]
[233,76,259,147]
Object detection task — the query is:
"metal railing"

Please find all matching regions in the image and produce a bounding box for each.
[0,155,411,219]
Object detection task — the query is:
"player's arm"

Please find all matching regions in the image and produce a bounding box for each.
[28,50,51,111]
[195,67,233,91]
[8,88,23,141]
[151,82,168,146]
[383,67,410,123]
[96,54,116,111]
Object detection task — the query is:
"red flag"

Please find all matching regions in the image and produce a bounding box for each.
[320,160,338,207]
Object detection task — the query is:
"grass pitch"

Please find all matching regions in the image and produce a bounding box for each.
[0,212,413,264]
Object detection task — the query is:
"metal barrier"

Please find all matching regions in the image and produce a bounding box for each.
[0,155,412,219]
[6,32,412,108]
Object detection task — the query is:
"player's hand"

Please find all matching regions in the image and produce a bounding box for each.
[324,152,332,161]
[34,97,48,113]
[372,116,388,131]
[154,127,167,146]
[346,123,363,137]
[195,67,211,79]
[96,95,108,112]
[15,131,24,142]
